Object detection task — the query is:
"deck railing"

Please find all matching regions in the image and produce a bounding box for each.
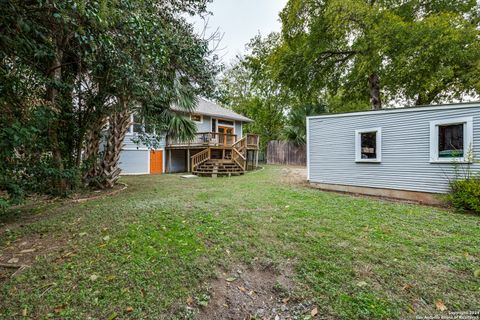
[246,134,260,149]
[167,132,237,147]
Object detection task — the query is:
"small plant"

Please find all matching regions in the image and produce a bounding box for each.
[447,146,480,214]
[447,178,480,214]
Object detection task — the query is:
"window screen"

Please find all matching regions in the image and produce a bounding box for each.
[218,119,234,126]
[191,114,202,122]
[211,118,216,132]
[438,123,464,158]
[133,114,143,133]
[360,132,377,159]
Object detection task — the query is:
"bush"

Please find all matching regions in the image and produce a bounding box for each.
[447,178,480,214]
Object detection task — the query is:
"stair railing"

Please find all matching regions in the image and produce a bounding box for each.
[232,147,246,171]
[232,137,246,153]
[191,148,209,172]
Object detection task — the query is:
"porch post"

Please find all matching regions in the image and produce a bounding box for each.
[169,149,172,173]
[187,149,191,172]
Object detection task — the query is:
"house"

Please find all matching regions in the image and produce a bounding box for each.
[119,98,260,176]
[306,102,480,204]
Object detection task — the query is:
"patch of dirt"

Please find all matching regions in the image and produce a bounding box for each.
[0,232,70,284]
[195,263,315,320]
[279,167,308,187]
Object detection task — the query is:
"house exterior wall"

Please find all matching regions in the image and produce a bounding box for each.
[307,104,480,194]
[120,149,150,175]
[193,115,212,132]
[235,121,243,138]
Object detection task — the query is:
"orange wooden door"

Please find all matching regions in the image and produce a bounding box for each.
[150,150,163,174]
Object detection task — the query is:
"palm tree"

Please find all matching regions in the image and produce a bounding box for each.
[283,104,326,146]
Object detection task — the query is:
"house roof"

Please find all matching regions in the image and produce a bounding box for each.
[307,101,480,120]
[173,97,253,123]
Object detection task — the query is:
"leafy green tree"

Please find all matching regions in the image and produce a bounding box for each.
[275,0,480,109]
[219,35,290,152]
[283,104,326,146]
[0,0,216,203]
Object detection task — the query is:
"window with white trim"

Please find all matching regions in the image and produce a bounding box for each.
[355,128,382,162]
[430,117,473,163]
[190,114,203,123]
[132,113,143,133]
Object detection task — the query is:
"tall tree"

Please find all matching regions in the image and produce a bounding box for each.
[219,35,289,152]
[0,0,216,204]
[275,0,480,110]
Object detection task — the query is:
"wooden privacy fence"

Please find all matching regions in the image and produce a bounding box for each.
[267,140,306,166]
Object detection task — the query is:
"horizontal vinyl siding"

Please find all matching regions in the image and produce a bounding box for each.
[120,150,149,175]
[195,115,212,132]
[235,121,243,138]
[123,134,166,149]
[308,106,480,194]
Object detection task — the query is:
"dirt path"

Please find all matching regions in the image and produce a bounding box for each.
[279,166,308,186]
[195,263,316,320]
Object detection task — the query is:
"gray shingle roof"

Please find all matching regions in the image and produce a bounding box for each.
[172,97,253,122]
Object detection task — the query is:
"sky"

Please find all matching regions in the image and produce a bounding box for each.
[191,0,288,64]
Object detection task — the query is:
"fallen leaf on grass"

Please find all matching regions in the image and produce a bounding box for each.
[89,274,99,281]
[225,277,237,282]
[53,305,65,313]
[282,297,290,304]
[474,269,480,278]
[402,283,413,291]
[79,232,87,237]
[21,308,27,316]
[237,286,247,293]
[125,307,133,313]
[435,300,447,312]
[103,235,110,242]
[7,257,19,264]
[311,307,318,317]
[356,281,368,287]
[186,296,193,306]
[20,249,35,254]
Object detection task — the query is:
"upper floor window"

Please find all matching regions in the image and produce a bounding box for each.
[355,128,382,162]
[132,114,143,133]
[430,117,473,163]
[218,119,234,126]
[190,114,203,123]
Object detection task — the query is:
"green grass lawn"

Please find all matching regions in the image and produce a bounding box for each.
[1,166,479,319]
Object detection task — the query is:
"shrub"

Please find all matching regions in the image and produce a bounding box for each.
[447,178,480,214]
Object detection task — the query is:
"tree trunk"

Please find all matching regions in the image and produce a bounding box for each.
[46,45,68,193]
[368,73,382,110]
[82,116,107,186]
[96,98,131,189]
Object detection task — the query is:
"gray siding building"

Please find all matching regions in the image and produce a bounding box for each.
[307,103,480,202]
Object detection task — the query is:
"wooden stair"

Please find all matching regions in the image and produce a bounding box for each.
[193,159,244,177]
[191,136,249,177]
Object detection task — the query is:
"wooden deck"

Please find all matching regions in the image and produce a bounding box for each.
[166,132,259,150]
[165,133,260,177]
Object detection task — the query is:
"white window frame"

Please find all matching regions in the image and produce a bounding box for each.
[429,117,473,163]
[190,114,203,123]
[355,127,382,163]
